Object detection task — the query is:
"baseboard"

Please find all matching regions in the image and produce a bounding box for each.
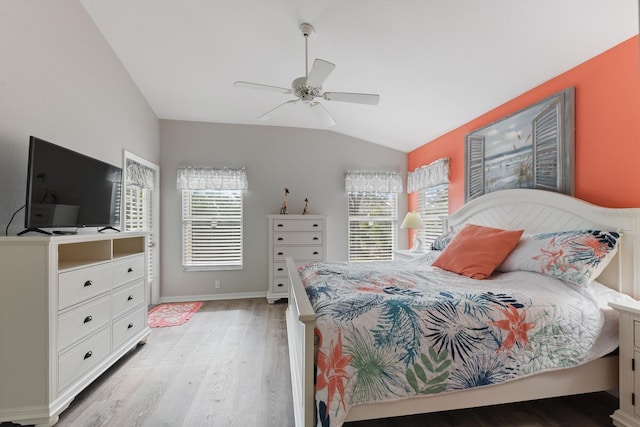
[159,291,267,303]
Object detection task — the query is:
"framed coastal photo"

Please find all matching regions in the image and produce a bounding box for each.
[464,87,575,202]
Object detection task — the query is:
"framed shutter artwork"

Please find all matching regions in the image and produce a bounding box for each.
[464,87,574,202]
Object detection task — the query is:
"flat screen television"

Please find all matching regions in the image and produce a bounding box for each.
[22,136,122,235]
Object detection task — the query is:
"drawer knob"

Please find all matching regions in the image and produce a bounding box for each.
[277,267,284,272]
[277,283,284,287]
[83,315,93,324]
[127,267,133,273]
[84,351,93,360]
[84,280,93,287]
[277,237,284,241]
[313,224,319,227]
[277,252,284,256]
[313,237,319,240]
[313,251,319,255]
[127,322,134,329]
[127,295,134,301]
[277,224,284,227]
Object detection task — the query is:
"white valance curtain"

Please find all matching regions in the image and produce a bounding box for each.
[407,158,449,193]
[126,159,155,189]
[176,167,248,190]
[345,171,403,193]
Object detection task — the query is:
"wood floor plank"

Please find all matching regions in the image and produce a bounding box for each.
[0,298,618,426]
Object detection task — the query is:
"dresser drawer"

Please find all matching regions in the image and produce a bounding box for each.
[112,255,145,288]
[272,219,323,232]
[273,232,323,245]
[273,246,323,261]
[58,326,111,392]
[272,277,288,294]
[58,264,112,310]
[112,280,145,319]
[58,295,111,350]
[273,262,288,277]
[112,306,146,349]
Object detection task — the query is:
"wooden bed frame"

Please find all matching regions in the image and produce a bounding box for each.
[285,189,640,426]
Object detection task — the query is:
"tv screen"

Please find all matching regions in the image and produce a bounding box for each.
[24,136,122,233]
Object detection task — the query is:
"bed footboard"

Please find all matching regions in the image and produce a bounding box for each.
[285,257,315,427]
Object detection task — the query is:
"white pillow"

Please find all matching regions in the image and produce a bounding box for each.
[497,230,621,287]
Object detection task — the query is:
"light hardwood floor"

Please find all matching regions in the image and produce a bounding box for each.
[2,299,619,426]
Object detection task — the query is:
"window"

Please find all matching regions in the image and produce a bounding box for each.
[182,190,243,270]
[408,158,450,249]
[417,184,449,248]
[123,155,158,289]
[348,192,398,261]
[125,185,155,279]
[345,171,403,262]
[177,167,247,271]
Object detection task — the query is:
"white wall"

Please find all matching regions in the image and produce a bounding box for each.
[0,1,159,235]
[160,120,408,301]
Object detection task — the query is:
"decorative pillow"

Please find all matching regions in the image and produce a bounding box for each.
[432,224,524,280]
[430,229,458,251]
[497,230,621,287]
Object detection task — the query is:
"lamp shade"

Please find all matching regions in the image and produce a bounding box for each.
[400,212,424,229]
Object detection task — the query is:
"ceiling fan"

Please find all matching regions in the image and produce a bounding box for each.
[234,23,380,127]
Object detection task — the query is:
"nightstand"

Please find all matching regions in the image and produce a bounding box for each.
[393,249,426,261]
[610,300,640,427]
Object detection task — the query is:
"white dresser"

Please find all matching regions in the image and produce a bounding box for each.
[0,232,150,427]
[267,214,326,303]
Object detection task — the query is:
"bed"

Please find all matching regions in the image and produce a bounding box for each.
[285,189,640,427]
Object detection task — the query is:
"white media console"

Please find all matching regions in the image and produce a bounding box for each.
[0,232,150,426]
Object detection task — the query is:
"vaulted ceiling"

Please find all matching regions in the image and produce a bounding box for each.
[81,0,639,152]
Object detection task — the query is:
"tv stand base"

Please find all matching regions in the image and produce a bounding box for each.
[17,228,52,236]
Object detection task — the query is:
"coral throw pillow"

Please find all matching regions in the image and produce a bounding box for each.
[432,224,524,279]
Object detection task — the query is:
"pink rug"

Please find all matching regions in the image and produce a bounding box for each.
[148,302,203,328]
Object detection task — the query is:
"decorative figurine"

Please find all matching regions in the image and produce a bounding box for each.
[302,198,309,215]
[280,188,289,214]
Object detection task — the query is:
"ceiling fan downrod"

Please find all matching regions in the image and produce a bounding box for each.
[300,23,315,78]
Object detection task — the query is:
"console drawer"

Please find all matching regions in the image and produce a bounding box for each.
[112,306,146,349]
[58,264,112,310]
[112,255,145,287]
[112,280,145,319]
[58,327,111,392]
[58,295,111,350]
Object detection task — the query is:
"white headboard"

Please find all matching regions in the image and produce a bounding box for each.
[444,189,640,298]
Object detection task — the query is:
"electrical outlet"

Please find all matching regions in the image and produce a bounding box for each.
[215,280,221,289]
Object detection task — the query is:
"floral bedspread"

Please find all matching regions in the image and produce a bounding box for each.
[299,258,610,427]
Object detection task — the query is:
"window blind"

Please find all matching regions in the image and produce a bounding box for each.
[417,184,449,248]
[348,192,397,262]
[182,190,243,270]
[125,185,154,280]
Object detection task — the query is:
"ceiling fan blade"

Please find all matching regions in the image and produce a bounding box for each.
[322,92,380,105]
[258,100,298,121]
[305,59,336,88]
[310,102,336,127]
[234,81,292,94]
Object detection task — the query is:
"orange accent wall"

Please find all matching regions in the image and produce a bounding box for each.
[408,36,640,213]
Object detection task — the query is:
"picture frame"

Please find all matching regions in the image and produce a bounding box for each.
[464,87,575,202]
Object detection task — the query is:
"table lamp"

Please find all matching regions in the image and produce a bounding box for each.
[400,212,425,252]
